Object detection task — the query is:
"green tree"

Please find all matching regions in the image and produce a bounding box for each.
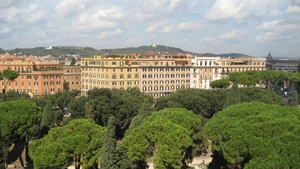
[124,98,154,137]
[100,116,119,169]
[71,57,76,66]
[63,80,70,92]
[29,119,106,169]
[144,108,206,160]
[0,100,42,167]
[223,84,240,109]
[290,90,298,107]
[0,69,19,93]
[210,79,230,89]
[40,100,54,136]
[204,102,300,168]
[123,119,192,169]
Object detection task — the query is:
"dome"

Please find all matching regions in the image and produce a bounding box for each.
[266,51,273,60]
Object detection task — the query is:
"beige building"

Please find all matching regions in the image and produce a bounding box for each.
[191,56,220,89]
[80,53,192,98]
[217,57,266,79]
[80,54,267,97]
[63,66,81,91]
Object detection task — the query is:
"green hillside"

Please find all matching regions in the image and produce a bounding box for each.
[2,45,196,57]
[1,45,252,58]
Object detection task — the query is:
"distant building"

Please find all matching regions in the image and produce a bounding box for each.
[63,66,81,91]
[217,57,266,79]
[266,52,300,72]
[80,53,192,98]
[191,56,220,89]
[0,54,64,97]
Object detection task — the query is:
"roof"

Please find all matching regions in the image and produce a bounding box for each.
[266,51,273,60]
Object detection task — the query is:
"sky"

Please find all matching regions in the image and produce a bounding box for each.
[0,0,300,58]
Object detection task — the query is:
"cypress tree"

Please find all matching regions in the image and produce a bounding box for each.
[100,116,119,169]
[41,100,54,136]
[223,84,241,109]
[290,90,298,107]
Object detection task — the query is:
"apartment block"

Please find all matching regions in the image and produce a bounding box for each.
[217,57,266,79]
[63,66,81,91]
[0,54,64,97]
[80,53,192,98]
[191,56,220,89]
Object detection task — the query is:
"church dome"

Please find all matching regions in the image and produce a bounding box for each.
[266,51,273,60]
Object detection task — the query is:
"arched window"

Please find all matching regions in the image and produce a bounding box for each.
[143,86,147,91]
[27,67,31,73]
[171,85,174,90]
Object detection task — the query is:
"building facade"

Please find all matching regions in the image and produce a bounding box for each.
[191,56,220,89]
[0,54,64,97]
[80,53,192,98]
[63,66,81,91]
[217,57,266,79]
[266,52,300,72]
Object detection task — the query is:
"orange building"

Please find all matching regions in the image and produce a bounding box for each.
[63,66,81,91]
[0,54,64,97]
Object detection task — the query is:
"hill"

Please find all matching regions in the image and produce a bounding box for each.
[1,45,196,57]
[1,45,252,58]
[202,53,252,58]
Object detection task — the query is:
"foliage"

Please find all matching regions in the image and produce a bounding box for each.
[71,57,76,66]
[0,100,42,167]
[29,119,106,169]
[0,69,19,93]
[124,98,155,137]
[7,45,197,57]
[68,87,153,139]
[63,80,70,91]
[0,91,30,102]
[223,84,240,109]
[100,116,119,169]
[7,47,105,57]
[144,108,207,158]
[210,79,230,89]
[290,90,298,107]
[123,108,203,169]
[40,100,54,136]
[204,102,300,168]
[155,88,285,120]
[123,119,192,169]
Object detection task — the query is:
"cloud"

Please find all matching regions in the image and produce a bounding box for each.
[161,21,202,33]
[218,29,247,40]
[204,0,282,23]
[256,20,284,31]
[286,0,300,15]
[97,29,124,39]
[54,0,97,18]
[0,27,11,34]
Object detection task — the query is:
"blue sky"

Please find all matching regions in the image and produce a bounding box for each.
[0,0,300,57]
